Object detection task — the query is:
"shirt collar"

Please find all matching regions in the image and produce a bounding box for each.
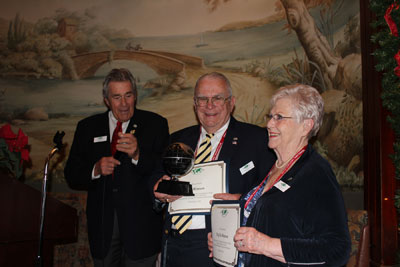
[200,118,230,138]
[108,111,130,133]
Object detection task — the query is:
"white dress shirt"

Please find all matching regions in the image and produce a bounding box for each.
[184,119,230,230]
[91,111,137,179]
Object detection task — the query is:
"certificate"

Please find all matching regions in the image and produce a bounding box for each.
[211,201,243,267]
[168,161,226,214]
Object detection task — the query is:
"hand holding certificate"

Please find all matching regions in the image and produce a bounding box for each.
[168,161,226,214]
[211,201,242,267]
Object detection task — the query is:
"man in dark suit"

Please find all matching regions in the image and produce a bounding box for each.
[65,68,169,267]
[154,72,275,267]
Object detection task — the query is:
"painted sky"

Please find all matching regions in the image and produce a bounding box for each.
[0,0,276,36]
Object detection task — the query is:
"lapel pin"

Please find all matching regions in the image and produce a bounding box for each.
[130,124,137,135]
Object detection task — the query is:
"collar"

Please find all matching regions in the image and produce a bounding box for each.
[200,118,230,139]
[108,111,130,134]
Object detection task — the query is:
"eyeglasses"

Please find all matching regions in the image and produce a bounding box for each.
[194,95,232,107]
[267,114,293,121]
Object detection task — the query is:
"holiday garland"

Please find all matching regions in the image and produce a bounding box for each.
[370,0,400,224]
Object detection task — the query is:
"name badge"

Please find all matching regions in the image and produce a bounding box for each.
[239,161,255,175]
[274,180,290,192]
[94,136,107,143]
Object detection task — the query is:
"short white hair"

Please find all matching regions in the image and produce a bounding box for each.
[271,84,324,138]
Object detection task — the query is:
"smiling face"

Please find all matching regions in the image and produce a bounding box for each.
[267,97,310,159]
[194,77,235,133]
[104,81,135,122]
[194,77,236,134]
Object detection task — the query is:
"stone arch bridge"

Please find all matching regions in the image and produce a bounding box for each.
[65,50,204,80]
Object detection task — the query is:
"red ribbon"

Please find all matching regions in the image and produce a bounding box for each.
[385,2,400,77]
[385,2,399,37]
[395,51,400,77]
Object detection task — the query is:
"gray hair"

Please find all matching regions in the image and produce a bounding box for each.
[102,68,137,100]
[271,84,324,138]
[194,72,233,96]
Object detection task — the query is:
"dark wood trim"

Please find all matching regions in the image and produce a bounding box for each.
[360,0,398,265]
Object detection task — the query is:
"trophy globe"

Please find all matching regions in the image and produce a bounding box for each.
[157,142,195,196]
[163,142,194,179]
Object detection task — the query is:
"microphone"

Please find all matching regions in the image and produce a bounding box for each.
[53,131,65,150]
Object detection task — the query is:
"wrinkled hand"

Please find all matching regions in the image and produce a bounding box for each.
[234,227,285,262]
[207,232,213,258]
[116,132,139,160]
[153,175,182,203]
[210,193,241,204]
[94,156,120,176]
[234,227,269,254]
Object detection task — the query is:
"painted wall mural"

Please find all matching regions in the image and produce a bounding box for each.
[0,0,362,192]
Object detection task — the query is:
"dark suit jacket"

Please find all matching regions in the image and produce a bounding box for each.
[164,117,275,232]
[64,109,169,260]
[245,145,351,266]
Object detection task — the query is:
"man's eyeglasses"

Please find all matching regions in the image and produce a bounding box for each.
[267,114,293,121]
[194,95,232,107]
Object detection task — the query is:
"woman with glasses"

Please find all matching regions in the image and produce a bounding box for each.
[208,84,351,266]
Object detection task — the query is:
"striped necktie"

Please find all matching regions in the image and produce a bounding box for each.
[194,133,214,164]
[172,133,214,234]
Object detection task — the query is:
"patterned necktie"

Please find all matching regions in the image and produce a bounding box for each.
[194,133,214,164]
[172,133,214,234]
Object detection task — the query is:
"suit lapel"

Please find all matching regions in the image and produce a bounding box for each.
[179,126,201,152]
[218,117,239,161]
[96,112,111,155]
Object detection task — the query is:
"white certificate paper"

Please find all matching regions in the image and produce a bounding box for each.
[211,201,242,267]
[168,161,226,214]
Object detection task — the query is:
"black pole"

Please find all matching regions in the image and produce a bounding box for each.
[35,131,64,267]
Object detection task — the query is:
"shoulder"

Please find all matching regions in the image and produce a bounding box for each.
[77,112,108,127]
[171,125,198,139]
[297,146,338,188]
[135,109,167,122]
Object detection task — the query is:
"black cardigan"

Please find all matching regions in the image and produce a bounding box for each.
[244,145,351,266]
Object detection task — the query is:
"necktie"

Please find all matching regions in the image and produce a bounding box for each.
[172,133,214,234]
[111,121,122,178]
[194,133,214,164]
[111,121,122,156]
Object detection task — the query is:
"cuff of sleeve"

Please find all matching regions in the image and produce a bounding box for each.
[92,165,101,180]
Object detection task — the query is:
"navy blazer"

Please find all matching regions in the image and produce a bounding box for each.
[163,117,275,232]
[64,109,169,260]
[245,145,351,266]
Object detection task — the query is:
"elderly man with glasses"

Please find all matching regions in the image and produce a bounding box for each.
[154,72,276,267]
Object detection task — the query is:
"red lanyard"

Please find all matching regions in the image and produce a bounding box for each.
[244,145,307,209]
[195,129,227,161]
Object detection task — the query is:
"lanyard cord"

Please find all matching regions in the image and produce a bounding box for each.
[244,145,307,209]
[194,129,228,161]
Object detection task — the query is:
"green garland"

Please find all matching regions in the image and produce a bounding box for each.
[370,0,400,220]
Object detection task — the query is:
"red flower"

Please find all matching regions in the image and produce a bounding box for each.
[0,124,17,150]
[16,129,29,162]
[0,124,29,163]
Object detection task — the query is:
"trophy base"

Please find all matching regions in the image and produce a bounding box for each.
[156,180,194,196]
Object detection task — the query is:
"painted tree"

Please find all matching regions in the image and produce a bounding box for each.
[279,0,340,90]
[7,13,27,51]
[203,0,363,181]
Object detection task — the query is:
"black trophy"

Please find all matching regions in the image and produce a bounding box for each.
[156,142,195,196]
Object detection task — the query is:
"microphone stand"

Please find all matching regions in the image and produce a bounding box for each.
[35,131,65,267]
